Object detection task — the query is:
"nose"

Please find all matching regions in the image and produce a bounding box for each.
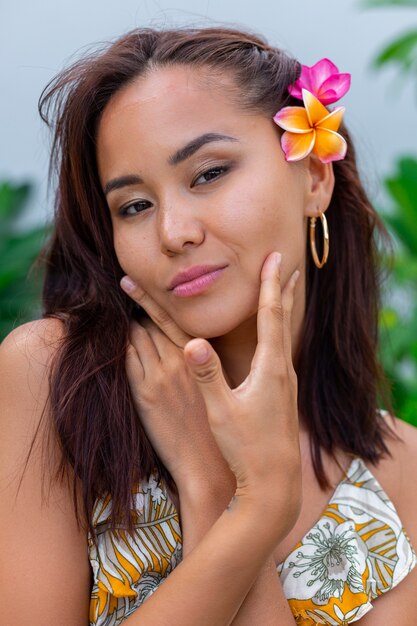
[158,197,205,255]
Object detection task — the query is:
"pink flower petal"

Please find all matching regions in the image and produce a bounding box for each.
[297,67,315,91]
[318,73,351,104]
[273,106,311,133]
[310,58,340,89]
[288,59,351,105]
[287,82,304,100]
[281,130,316,161]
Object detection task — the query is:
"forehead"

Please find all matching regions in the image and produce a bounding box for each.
[96,66,256,165]
[100,64,239,126]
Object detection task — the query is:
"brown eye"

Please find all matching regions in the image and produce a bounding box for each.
[192,165,229,186]
[119,200,152,216]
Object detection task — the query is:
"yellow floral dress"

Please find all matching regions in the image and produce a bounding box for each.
[88,457,416,625]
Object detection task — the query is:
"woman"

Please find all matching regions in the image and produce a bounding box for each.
[1,26,416,625]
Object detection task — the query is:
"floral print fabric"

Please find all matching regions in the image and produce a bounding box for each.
[88,458,416,625]
[89,475,182,625]
[276,457,416,624]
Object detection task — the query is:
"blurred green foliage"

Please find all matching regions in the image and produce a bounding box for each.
[0,181,48,342]
[363,0,417,425]
[362,0,417,80]
[363,0,417,7]
[378,158,417,425]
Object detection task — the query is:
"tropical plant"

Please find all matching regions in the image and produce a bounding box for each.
[378,158,417,425]
[362,0,417,426]
[362,0,417,87]
[0,181,48,342]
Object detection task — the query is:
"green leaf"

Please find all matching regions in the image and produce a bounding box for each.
[0,228,47,292]
[361,0,417,8]
[379,308,399,328]
[391,254,417,282]
[371,30,417,72]
[0,178,48,340]
[0,181,32,223]
[383,214,417,255]
[380,158,417,255]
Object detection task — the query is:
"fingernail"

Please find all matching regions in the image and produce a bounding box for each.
[189,342,209,364]
[274,252,282,268]
[120,276,136,292]
[293,270,300,282]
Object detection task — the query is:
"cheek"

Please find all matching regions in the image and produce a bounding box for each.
[236,179,306,274]
[113,228,153,285]
[233,182,292,244]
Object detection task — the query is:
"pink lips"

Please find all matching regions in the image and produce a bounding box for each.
[169,266,227,297]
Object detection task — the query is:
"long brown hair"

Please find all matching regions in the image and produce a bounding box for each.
[37,26,400,533]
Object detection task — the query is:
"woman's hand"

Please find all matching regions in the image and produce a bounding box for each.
[180,252,301,521]
[121,251,301,527]
[120,280,236,499]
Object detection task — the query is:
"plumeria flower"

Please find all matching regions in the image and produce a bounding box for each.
[273,88,347,163]
[288,58,351,105]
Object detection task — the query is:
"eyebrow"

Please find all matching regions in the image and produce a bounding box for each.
[103,132,238,196]
[168,132,238,166]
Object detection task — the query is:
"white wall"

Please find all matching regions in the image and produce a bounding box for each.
[1,0,416,227]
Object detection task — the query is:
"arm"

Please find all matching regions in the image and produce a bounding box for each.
[0,321,91,626]
[121,490,292,626]
[179,484,297,626]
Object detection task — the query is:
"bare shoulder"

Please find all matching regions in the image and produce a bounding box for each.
[0,316,65,367]
[379,412,417,479]
[0,317,70,502]
[385,411,417,445]
[368,412,417,542]
[0,319,91,624]
[0,318,66,439]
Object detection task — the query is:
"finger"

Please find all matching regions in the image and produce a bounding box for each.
[184,339,234,423]
[129,320,161,373]
[281,269,300,370]
[125,342,145,389]
[120,276,192,348]
[251,252,285,375]
[140,317,183,360]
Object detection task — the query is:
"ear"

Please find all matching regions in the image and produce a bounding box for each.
[303,154,335,218]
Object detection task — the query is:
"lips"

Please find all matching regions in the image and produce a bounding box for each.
[168,264,228,290]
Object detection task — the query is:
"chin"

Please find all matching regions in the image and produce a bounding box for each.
[173,317,235,339]
[170,301,257,340]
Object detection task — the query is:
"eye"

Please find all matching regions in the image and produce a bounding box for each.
[192,165,229,186]
[119,200,152,217]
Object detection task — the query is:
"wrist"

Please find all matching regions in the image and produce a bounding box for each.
[177,472,236,508]
[179,485,232,558]
[179,479,234,515]
[233,485,300,544]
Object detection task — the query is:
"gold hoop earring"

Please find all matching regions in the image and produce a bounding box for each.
[309,211,329,268]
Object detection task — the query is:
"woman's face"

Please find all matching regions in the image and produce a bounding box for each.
[97,65,323,339]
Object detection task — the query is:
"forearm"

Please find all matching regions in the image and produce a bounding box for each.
[230,557,296,625]
[123,490,286,626]
[180,491,296,625]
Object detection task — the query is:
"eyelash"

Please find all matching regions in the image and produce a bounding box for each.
[118,165,230,217]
